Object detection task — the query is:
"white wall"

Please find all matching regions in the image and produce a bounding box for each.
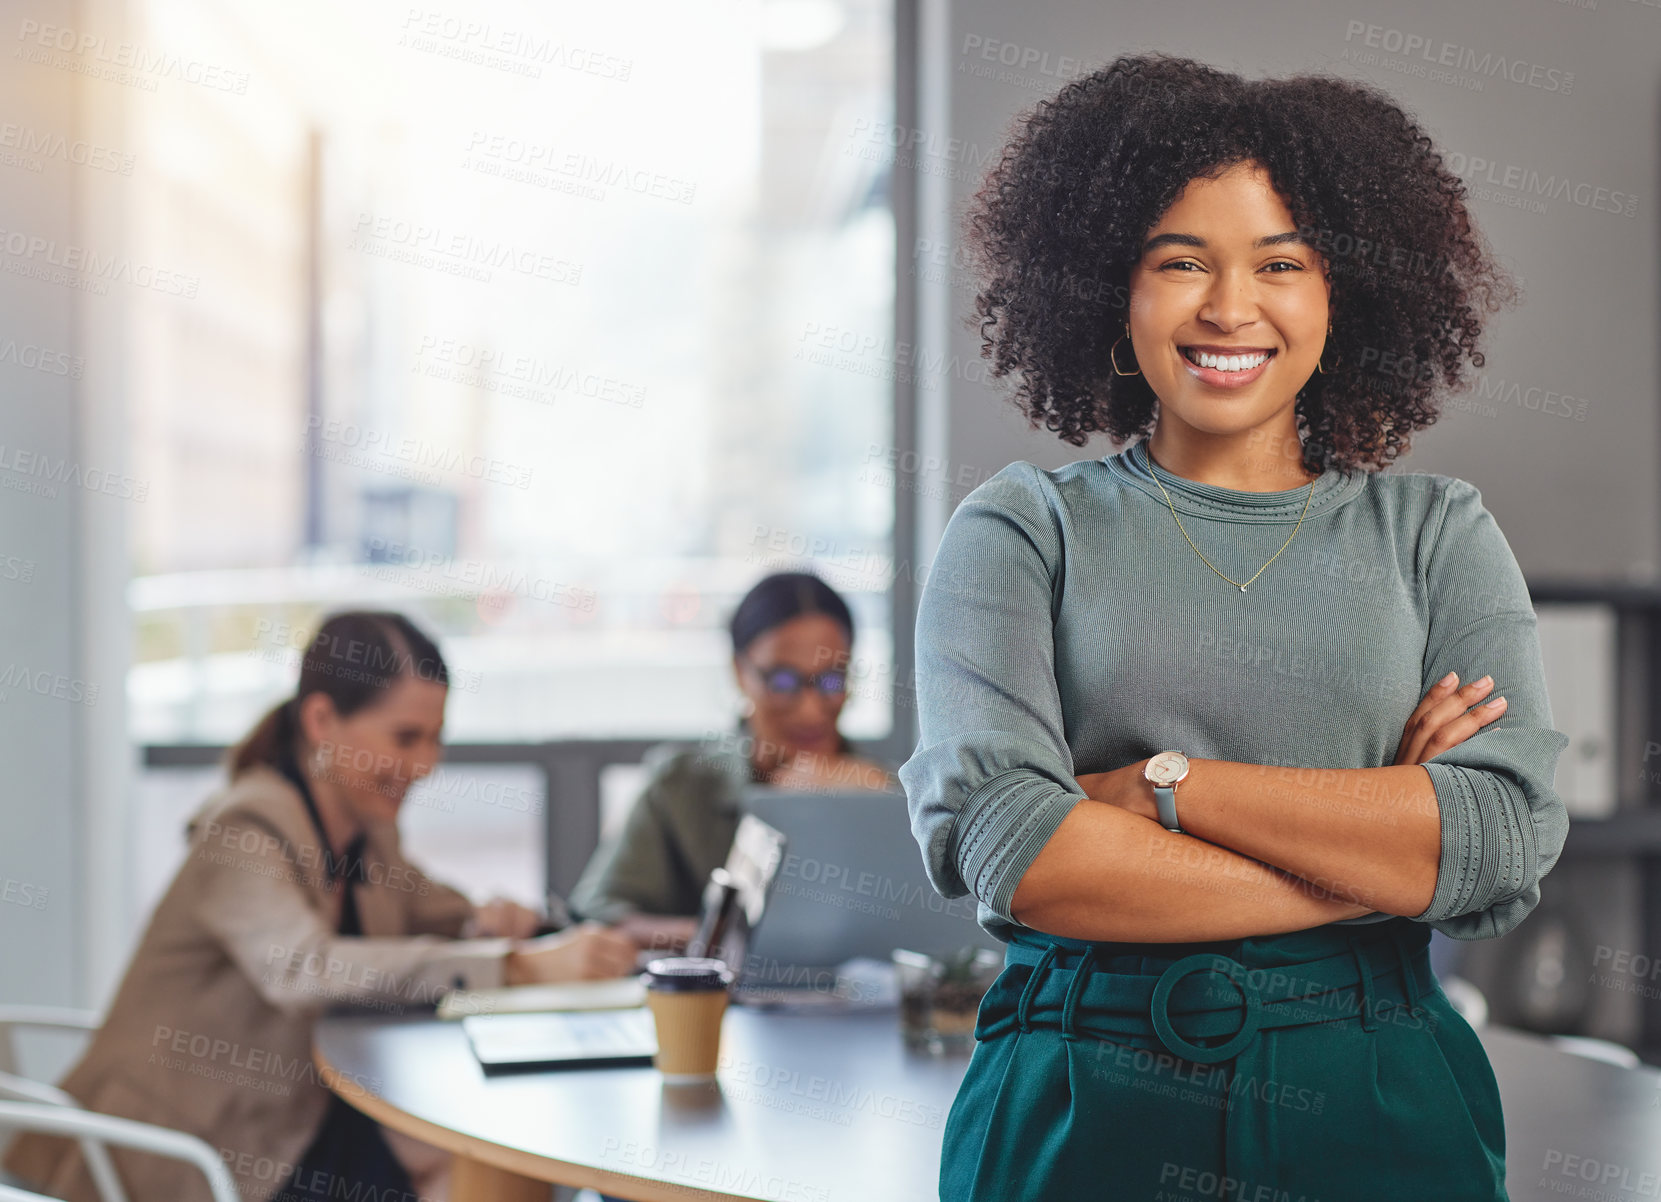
[0,0,136,1011]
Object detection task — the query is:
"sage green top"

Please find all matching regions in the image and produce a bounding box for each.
[898,438,1571,946]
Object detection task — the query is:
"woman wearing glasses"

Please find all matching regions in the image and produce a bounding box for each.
[569,571,895,951]
[901,54,1569,1200]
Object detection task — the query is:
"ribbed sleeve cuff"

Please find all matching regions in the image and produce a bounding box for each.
[1416,761,1536,923]
[953,770,1083,925]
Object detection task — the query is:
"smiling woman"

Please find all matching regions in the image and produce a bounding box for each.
[903,50,1567,1202]
[1126,165,1333,492]
[963,52,1518,479]
[3,611,642,1202]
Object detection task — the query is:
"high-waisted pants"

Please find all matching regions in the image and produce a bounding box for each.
[940,917,1509,1201]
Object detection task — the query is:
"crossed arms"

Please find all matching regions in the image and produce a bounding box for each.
[1009,673,1505,943]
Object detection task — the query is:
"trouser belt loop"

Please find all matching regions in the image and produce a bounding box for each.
[1016,945,1059,1035]
[1392,932,1424,1018]
[1059,948,1099,1043]
[1349,939,1377,1033]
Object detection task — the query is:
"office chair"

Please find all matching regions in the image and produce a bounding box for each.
[0,1008,128,1202]
[1436,973,1641,1069]
[1439,975,1489,1029]
[0,1182,63,1202]
[0,1010,100,1080]
[1547,1035,1642,1070]
[0,1101,238,1202]
[0,1074,126,1202]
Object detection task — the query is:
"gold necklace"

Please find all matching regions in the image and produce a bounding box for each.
[1146,455,1318,592]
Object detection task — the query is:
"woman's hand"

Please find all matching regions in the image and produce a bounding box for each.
[767,751,896,793]
[465,897,544,939]
[1074,763,1158,821]
[1077,667,1507,811]
[502,921,641,984]
[1395,671,1507,766]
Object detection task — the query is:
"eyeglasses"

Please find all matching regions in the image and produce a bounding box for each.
[743,657,848,699]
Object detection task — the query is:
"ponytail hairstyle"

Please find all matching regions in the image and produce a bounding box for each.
[727,572,857,772]
[228,610,449,779]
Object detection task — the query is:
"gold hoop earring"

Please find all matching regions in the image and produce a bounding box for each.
[1316,320,1338,374]
[1110,323,1141,377]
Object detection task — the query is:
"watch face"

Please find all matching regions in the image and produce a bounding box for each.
[1144,751,1190,787]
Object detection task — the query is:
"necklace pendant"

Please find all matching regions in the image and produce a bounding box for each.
[1240,584,1248,592]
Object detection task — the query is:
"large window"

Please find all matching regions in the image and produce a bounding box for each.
[124,0,897,747]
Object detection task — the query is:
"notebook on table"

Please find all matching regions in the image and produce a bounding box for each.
[461,1008,658,1074]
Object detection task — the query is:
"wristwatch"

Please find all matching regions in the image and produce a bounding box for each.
[1143,751,1191,833]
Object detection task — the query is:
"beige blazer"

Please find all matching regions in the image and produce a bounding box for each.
[4,765,514,1202]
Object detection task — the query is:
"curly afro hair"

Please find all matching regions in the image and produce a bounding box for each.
[963,52,1520,474]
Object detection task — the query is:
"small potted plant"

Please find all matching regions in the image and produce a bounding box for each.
[893,946,1003,1054]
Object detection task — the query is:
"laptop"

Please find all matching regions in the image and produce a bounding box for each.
[731,787,1004,998]
[463,789,1003,1066]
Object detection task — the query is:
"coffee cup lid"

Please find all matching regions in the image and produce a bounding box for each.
[643,957,734,991]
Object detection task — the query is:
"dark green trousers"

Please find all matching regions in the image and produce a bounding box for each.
[941,918,1508,1201]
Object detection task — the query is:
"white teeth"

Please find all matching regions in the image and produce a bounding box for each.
[1186,349,1270,372]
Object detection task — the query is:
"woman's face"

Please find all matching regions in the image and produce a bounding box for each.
[733,613,851,762]
[302,674,448,825]
[1125,161,1331,453]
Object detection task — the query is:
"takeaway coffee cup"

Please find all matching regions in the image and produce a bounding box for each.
[642,957,734,1081]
